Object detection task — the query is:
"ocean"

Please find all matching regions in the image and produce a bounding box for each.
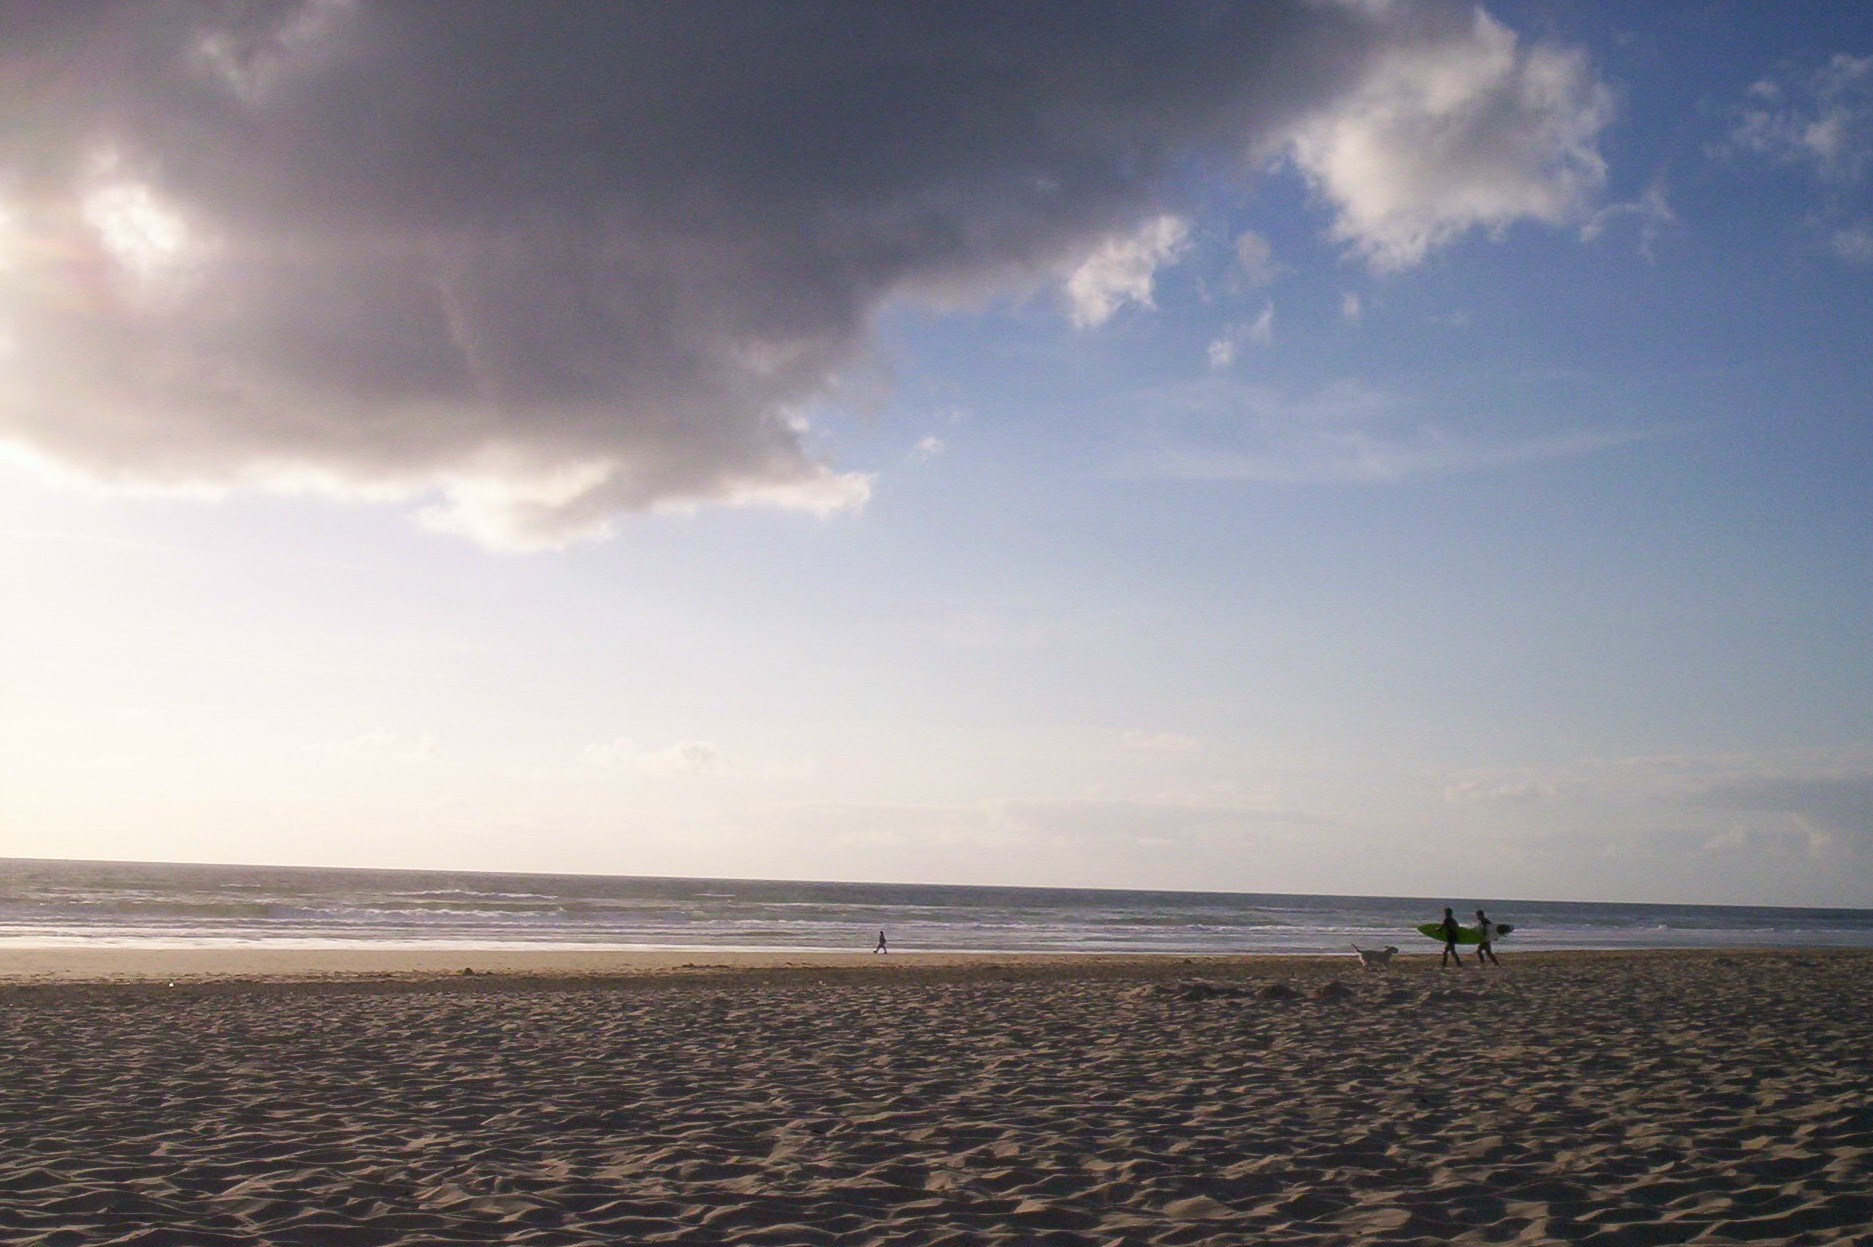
[3,858,1871,956]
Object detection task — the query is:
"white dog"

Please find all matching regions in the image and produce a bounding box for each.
[1351,944,1399,971]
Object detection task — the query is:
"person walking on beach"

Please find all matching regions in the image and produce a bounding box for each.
[873,930,888,954]
[1473,908,1502,966]
[1439,906,1467,968]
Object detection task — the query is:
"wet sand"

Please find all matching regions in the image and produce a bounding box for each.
[2,948,1870,1245]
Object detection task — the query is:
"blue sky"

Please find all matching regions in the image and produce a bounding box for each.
[2,2,1870,905]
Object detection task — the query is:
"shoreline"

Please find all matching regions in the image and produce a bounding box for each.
[2,942,1857,992]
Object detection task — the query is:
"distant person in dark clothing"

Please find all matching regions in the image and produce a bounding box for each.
[873,930,888,954]
[1439,906,1467,968]
[1473,908,1502,966]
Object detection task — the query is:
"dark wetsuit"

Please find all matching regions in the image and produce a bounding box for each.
[1439,911,1465,967]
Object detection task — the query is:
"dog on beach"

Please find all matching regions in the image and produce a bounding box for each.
[1351,944,1399,971]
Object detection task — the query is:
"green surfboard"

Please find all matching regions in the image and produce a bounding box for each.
[1416,922,1513,944]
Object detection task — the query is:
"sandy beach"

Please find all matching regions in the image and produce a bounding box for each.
[3,948,1871,1245]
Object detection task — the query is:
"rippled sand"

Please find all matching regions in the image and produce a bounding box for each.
[2,949,1870,1245]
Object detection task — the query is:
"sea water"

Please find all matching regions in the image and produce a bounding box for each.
[2,858,1870,955]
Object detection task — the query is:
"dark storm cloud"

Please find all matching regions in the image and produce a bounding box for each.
[0,1,1601,544]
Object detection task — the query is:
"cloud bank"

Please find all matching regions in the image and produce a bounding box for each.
[1446,746,1873,853]
[0,2,1612,546]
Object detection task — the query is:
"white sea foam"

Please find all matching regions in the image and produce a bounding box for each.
[1,858,1869,954]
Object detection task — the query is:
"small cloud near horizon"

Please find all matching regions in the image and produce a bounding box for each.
[305,729,439,765]
[1119,730,1204,753]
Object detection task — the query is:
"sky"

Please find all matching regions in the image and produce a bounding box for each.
[2,1,1871,907]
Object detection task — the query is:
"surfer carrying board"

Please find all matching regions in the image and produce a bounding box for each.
[1473,909,1502,966]
[1438,906,1467,968]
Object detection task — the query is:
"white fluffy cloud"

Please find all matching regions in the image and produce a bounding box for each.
[1064,214,1192,327]
[0,2,1614,545]
[1286,7,1612,270]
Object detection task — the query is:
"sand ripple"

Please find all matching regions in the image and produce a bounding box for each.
[2,951,1871,1245]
